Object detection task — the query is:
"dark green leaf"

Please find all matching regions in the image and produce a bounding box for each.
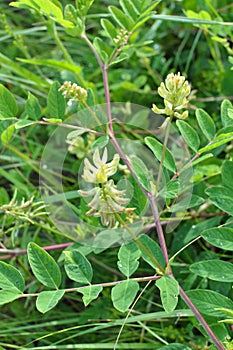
[138,234,165,270]
[186,289,233,316]
[145,136,176,173]
[28,242,61,289]
[36,290,65,313]
[190,260,233,282]
[158,344,192,350]
[25,92,41,120]
[222,160,233,190]
[202,227,233,251]
[111,280,139,312]
[0,84,18,118]
[221,99,233,127]
[77,285,103,306]
[131,155,151,191]
[156,276,179,313]
[117,242,141,277]
[184,217,221,243]
[0,262,24,293]
[196,108,215,141]
[205,186,233,216]
[176,120,200,152]
[64,250,93,284]
[47,81,66,119]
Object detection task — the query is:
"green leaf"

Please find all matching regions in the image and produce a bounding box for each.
[176,120,200,152]
[202,227,233,251]
[101,18,117,40]
[43,118,62,123]
[190,260,233,282]
[138,234,165,270]
[75,0,94,16]
[199,132,233,153]
[184,217,221,244]
[64,250,93,284]
[160,179,179,199]
[186,289,233,317]
[25,92,41,120]
[158,344,192,350]
[0,84,18,118]
[91,135,109,150]
[205,186,233,216]
[18,58,82,75]
[47,81,66,119]
[221,99,233,127]
[1,124,15,145]
[36,290,65,313]
[222,160,233,190]
[109,6,134,31]
[67,128,87,139]
[111,280,139,312]
[93,37,111,62]
[117,242,141,277]
[119,0,139,21]
[28,242,61,289]
[77,285,103,306]
[196,108,215,141]
[156,276,179,313]
[145,137,176,173]
[15,119,37,129]
[131,155,151,192]
[0,290,22,306]
[0,262,25,293]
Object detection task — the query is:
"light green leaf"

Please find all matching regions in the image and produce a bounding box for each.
[202,227,233,251]
[190,260,233,282]
[205,186,233,216]
[47,81,66,119]
[186,289,233,317]
[28,242,61,289]
[77,285,103,306]
[145,136,176,173]
[138,234,165,270]
[176,120,200,152]
[1,124,15,145]
[18,58,82,75]
[15,119,37,129]
[36,290,65,313]
[196,108,215,141]
[119,0,139,21]
[67,129,87,139]
[0,84,18,118]
[25,92,41,120]
[111,280,139,312]
[64,250,93,284]
[109,6,134,30]
[158,344,192,350]
[221,99,233,127]
[43,118,62,123]
[91,135,109,150]
[0,261,25,293]
[160,179,179,199]
[101,18,117,40]
[222,160,233,190]
[117,242,141,277]
[156,276,179,313]
[0,290,22,306]
[199,133,233,153]
[131,155,151,192]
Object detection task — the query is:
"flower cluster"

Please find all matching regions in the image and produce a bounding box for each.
[78,148,135,227]
[59,81,87,105]
[152,72,191,119]
[113,29,129,46]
